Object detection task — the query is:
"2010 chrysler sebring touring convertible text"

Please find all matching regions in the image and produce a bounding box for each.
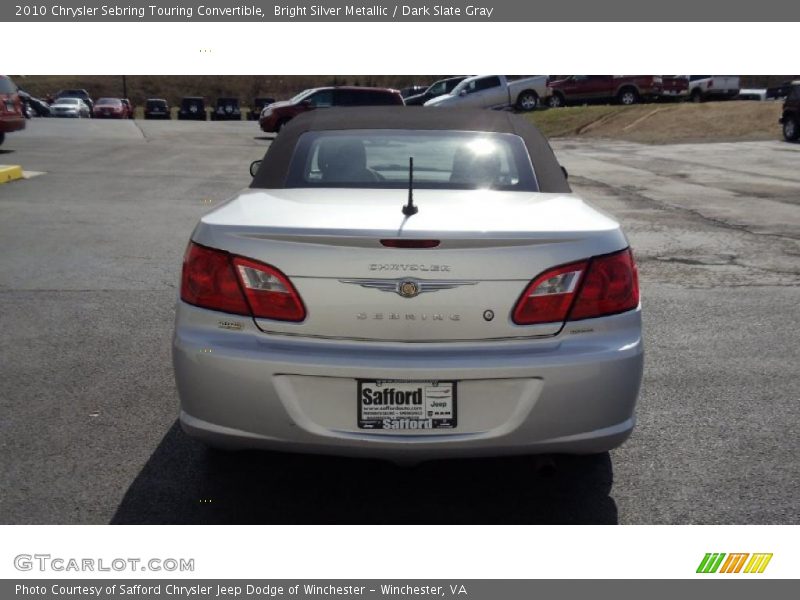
[173,107,643,462]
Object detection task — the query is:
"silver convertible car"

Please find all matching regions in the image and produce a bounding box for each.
[173,107,643,462]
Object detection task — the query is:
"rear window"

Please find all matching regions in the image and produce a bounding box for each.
[0,76,17,94]
[286,129,537,191]
[97,98,121,105]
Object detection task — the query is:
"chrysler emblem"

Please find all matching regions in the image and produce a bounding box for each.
[339,277,478,298]
[399,280,420,298]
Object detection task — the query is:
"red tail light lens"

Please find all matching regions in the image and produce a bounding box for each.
[181,243,250,316]
[512,260,588,325]
[180,242,305,322]
[512,248,639,325]
[569,248,639,321]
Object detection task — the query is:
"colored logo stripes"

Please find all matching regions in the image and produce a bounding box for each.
[697,553,773,573]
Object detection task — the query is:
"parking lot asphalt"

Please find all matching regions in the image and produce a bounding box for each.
[1,119,798,524]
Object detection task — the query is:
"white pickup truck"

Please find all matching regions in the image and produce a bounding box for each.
[688,76,741,102]
[424,75,549,111]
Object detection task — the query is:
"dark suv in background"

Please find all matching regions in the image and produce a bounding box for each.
[212,97,241,121]
[780,81,800,142]
[144,98,170,119]
[1,75,26,146]
[259,86,404,133]
[178,97,207,120]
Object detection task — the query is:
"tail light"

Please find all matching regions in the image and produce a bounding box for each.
[181,242,305,322]
[512,260,587,325]
[512,248,639,325]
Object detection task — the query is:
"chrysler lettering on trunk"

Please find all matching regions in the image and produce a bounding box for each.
[369,264,451,273]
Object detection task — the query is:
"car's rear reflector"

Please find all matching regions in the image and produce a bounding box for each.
[180,242,306,322]
[380,239,440,248]
[512,248,639,325]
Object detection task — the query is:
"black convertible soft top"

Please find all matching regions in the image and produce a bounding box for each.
[250,107,570,193]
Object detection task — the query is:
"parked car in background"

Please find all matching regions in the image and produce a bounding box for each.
[766,80,795,100]
[399,85,427,98]
[144,98,170,119]
[178,97,207,120]
[93,97,128,118]
[259,86,404,133]
[660,75,689,99]
[50,97,91,118]
[425,75,548,111]
[175,107,643,461]
[687,76,740,102]
[121,98,134,119]
[17,88,51,117]
[54,88,94,112]
[547,76,663,107]
[248,97,275,120]
[0,75,26,146]
[779,82,800,142]
[738,88,768,101]
[404,76,469,106]
[212,97,241,121]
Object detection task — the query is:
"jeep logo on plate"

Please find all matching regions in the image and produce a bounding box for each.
[398,280,419,298]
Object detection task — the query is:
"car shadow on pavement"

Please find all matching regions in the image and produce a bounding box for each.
[111,422,618,524]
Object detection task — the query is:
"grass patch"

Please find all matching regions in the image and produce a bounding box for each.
[526,101,784,144]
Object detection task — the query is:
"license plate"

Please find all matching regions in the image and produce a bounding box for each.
[357,380,457,430]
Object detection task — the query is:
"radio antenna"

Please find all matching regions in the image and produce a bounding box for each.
[402,156,418,217]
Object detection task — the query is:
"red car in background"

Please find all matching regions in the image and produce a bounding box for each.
[259,86,404,133]
[660,76,690,99]
[546,75,663,107]
[1,75,26,146]
[93,97,130,119]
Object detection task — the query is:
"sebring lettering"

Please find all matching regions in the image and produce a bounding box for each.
[356,313,461,321]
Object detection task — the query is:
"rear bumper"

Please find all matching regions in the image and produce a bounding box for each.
[173,301,643,462]
[0,115,26,133]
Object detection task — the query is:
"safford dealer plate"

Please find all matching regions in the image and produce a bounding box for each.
[357,380,457,430]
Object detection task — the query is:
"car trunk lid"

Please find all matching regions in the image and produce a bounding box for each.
[191,188,628,341]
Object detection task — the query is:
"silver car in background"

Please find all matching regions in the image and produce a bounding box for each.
[50,97,91,118]
[173,107,643,463]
